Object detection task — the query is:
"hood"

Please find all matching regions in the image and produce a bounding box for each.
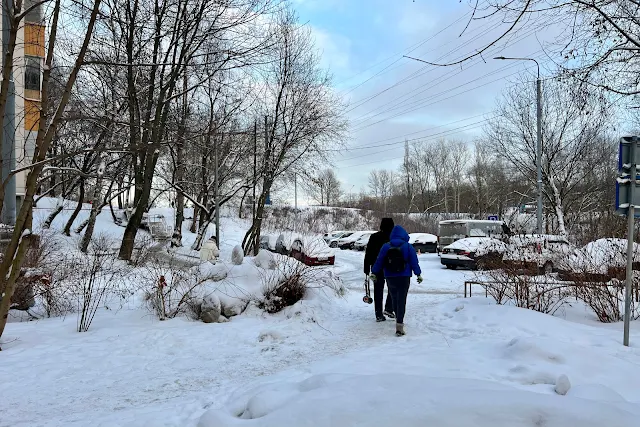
[389,225,409,244]
[380,217,394,233]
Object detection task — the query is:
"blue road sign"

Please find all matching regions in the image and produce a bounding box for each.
[488,215,499,221]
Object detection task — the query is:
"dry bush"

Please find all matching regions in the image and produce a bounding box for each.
[476,264,571,315]
[141,253,226,320]
[73,235,129,332]
[257,258,345,313]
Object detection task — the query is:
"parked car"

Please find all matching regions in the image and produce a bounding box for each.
[337,231,376,250]
[290,236,336,266]
[323,231,347,244]
[502,234,573,274]
[353,234,372,251]
[438,219,507,252]
[275,231,302,255]
[259,234,278,252]
[558,238,640,281]
[409,233,438,253]
[440,237,507,270]
[328,231,354,248]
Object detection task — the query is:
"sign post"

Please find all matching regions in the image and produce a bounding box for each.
[617,136,639,347]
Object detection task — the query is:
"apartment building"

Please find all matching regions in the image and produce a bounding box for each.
[1,1,44,212]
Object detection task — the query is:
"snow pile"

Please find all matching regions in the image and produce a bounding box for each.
[199,375,638,427]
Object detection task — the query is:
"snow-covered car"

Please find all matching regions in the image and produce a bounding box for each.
[502,234,573,275]
[409,233,438,253]
[328,231,354,248]
[275,231,302,255]
[323,231,347,244]
[440,237,507,270]
[558,238,640,281]
[336,231,376,250]
[259,234,278,252]
[290,236,336,266]
[353,233,372,251]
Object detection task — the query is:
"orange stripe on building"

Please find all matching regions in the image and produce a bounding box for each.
[24,23,45,58]
[24,99,40,131]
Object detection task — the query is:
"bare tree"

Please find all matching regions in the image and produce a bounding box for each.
[242,8,347,255]
[0,0,104,345]
[484,74,611,236]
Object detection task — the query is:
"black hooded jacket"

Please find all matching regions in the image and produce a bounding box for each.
[364,218,395,275]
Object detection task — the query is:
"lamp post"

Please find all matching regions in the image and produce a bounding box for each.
[494,56,543,234]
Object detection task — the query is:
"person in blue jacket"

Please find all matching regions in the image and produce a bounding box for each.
[369,225,422,336]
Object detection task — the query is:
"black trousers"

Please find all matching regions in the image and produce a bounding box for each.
[374,276,394,317]
[386,276,410,324]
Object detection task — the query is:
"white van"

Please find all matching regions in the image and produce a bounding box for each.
[437,219,505,252]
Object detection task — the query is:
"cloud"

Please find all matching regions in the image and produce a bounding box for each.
[310,26,353,78]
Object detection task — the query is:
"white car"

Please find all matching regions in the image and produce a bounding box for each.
[323,230,347,244]
[353,234,372,251]
[409,233,438,253]
[336,231,376,250]
[440,237,507,270]
[502,234,573,274]
[328,231,354,248]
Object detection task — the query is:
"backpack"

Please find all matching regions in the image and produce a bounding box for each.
[385,244,406,273]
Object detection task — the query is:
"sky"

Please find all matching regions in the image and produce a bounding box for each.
[289,0,563,204]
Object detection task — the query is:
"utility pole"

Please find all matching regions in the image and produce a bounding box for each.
[252,120,257,220]
[1,2,16,225]
[494,56,543,234]
[623,137,637,347]
[535,75,543,235]
[214,132,220,246]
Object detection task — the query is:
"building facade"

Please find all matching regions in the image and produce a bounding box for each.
[14,1,45,202]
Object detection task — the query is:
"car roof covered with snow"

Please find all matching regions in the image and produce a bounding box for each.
[294,235,335,257]
[508,234,569,245]
[276,231,303,249]
[443,237,507,254]
[409,233,437,244]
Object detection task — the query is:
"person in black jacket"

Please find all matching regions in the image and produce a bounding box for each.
[364,217,395,322]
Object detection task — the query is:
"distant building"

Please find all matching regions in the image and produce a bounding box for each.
[1,1,44,209]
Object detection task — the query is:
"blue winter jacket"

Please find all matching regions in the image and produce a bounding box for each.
[371,225,422,278]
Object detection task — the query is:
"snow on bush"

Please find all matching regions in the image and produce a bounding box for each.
[257,257,344,314]
[254,250,277,270]
[231,245,244,265]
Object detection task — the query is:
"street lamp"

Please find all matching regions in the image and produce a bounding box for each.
[494,56,543,235]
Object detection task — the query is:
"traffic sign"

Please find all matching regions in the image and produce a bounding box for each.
[487,215,499,221]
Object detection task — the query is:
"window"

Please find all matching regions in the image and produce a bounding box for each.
[24,0,43,23]
[25,57,40,91]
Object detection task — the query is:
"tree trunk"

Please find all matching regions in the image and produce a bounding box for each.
[190,205,199,233]
[192,213,213,251]
[172,138,185,247]
[42,198,64,229]
[64,179,85,236]
[80,167,105,253]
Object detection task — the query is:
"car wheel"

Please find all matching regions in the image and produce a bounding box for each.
[542,261,553,275]
[446,265,457,270]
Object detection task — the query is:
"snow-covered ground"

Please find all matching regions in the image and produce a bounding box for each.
[2,201,640,426]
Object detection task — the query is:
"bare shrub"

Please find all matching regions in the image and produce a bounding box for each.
[257,258,345,313]
[476,263,571,315]
[73,235,128,332]
[141,253,226,320]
